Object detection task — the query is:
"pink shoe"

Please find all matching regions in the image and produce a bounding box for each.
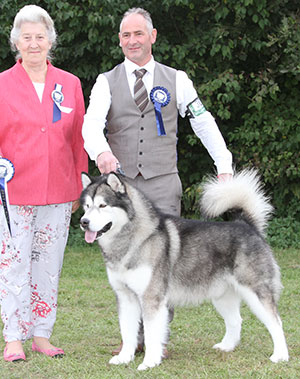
[3,345,26,362]
[32,341,65,358]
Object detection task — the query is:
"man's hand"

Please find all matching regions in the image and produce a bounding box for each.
[217,173,233,182]
[97,151,119,174]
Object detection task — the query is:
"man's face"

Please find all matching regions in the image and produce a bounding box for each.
[119,14,157,66]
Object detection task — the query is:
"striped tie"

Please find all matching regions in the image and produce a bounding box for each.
[134,69,149,112]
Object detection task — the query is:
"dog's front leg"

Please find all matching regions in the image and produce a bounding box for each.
[137,303,169,371]
[109,289,141,366]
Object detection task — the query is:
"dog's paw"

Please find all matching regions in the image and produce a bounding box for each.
[269,352,289,363]
[213,342,235,352]
[137,360,160,371]
[137,355,162,371]
[137,362,150,371]
[109,352,134,365]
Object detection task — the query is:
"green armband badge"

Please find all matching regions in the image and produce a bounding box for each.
[186,97,206,118]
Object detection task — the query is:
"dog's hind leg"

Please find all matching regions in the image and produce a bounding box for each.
[238,285,289,362]
[137,304,169,371]
[212,288,242,352]
[109,291,141,365]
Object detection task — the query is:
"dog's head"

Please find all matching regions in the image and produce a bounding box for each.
[80,172,130,244]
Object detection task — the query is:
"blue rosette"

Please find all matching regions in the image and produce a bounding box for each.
[52,83,64,123]
[0,157,14,182]
[150,86,171,136]
[0,157,15,235]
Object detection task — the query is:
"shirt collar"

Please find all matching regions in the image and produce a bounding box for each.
[124,56,155,77]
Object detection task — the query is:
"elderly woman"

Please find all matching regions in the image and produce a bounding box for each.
[0,5,87,361]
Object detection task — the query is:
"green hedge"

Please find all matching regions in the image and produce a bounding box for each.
[1,0,299,246]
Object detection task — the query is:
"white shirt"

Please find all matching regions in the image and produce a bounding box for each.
[33,82,45,102]
[82,57,233,174]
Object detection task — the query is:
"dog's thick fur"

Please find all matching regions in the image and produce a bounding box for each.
[80,170,289,370]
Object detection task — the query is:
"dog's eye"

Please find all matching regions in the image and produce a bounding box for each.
[99,204,106,208]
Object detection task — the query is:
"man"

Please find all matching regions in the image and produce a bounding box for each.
[82,7,233,216]
[82,7,233,353]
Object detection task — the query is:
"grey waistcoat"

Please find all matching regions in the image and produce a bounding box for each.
[104,62,178,179]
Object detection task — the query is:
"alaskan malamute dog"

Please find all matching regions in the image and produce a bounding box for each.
[80,170,288,370]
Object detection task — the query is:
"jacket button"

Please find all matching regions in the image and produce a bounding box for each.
[141,114,145,118]
[41,127,46,132]
[139,152,143,155]
[140,127,144,131]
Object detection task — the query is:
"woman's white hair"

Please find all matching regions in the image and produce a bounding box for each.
[120,7,154,34]
[10,5,56,60]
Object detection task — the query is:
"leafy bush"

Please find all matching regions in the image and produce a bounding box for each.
[267,216,300,249]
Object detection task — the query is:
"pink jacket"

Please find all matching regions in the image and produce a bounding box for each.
[0,60,88,205]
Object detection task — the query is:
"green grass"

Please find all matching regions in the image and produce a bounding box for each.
[1,246,299,378]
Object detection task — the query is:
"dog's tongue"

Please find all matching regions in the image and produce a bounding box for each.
[85,230,97,243]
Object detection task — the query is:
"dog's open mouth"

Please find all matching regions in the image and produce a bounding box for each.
[84,222,112,243]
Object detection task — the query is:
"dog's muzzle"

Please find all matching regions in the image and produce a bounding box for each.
[80,218,112,243]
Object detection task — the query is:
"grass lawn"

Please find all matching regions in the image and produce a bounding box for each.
[0,245,299,378]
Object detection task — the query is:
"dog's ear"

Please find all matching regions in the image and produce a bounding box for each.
[81,172,92,189]
[107,173,125,194]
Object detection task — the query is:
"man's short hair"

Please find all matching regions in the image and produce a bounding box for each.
[120,7,154,34]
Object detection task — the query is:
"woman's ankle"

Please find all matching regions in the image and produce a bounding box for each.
[5,340,23,353]
[33,336,53,349]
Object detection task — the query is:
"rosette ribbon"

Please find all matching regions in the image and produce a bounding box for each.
[150,86,171,136]
[0,158,15,236]
[52,84,73,123]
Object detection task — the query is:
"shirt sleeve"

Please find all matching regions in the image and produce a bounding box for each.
[176,70,233,175]
[82,74,112,162]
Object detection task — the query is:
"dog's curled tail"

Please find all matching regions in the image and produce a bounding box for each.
[200,169,273,236]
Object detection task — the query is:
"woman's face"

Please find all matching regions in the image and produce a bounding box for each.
[16,22,51,67]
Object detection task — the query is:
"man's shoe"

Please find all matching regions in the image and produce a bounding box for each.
[112,341,144,355]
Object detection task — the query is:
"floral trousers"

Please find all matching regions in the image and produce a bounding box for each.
[0,203,72,342]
